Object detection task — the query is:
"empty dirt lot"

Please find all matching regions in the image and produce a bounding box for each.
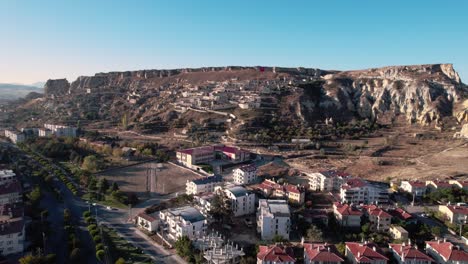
[97,162,202,198]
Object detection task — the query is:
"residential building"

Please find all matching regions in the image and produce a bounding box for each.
[307,170,350,192]
[363,205,392,232]
[303,243,344,264]
[257,179,306,204]
[0,170,16,184]
[345,242,388,264]
[0,181,22,204]
[333,202,363,228]
[176,145,250,168]
[389,243,433,264]
[389,226,409,240]
[340,178,389,205]
[43,124,77,137]
[194,192,215,218]
[257,199,291,240]
[38,128,52,137]
[449,180,468,191]
[0,203,24,256]
[4,130,25,144]
[159,206,207,240]
[400,181,427,197]
[426,180,452,192]
[257,244,296,264]
[216,185,255,217]
[186,175,223,195]
[233,164,257,185]
[388,208,416,224]
[425,240,468,264]
[136,212,159,232]
[438,205,468,224]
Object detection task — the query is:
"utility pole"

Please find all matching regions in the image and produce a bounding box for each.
[460,216,467,236]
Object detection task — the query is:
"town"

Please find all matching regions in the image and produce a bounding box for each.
[0,126,466,264]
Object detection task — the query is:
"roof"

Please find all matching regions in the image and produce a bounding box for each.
[405,181,426,188]
[226,186,249,197]
[237,164,257,172]
[214,145,247,155]
[345,242,388,262]
[259,199,290,217]
[303,243,344,262]
[334,202,363,216]
[0,170,15,178]
[137,212,157,222]
[0,180,22,195]
[177,146,213,155]
[364,205,392,218]
[430,180,452,188]
[389,208,414,221]
[320,170,351,178]
[343,178,367,189]
[390,225,408,234]
[191,175,223,185]
[389,244,433,262]
[257,245,295,262]
[426,240,468,261]
[284,184,302,194]
[443,205,468,215]
[166,206,206,223]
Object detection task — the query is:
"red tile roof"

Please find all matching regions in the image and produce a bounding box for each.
[345,242,388,262]
[407,181,426,188]
[364,205,392,218]
[389,208,413,221]
[284,184,301,194]
[137,212,157,222]
[389,244,433,262]
[444,205,468,215]
[426,240,468,261]
[304,243,344,262]
[343,178,367,189]
[430,180,452,188]
[257,245,296,263]
[334,202,363,216]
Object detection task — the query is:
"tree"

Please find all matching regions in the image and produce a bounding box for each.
[96,250,105,261]
[112,148,123,158]
[19,254,56,264]
[70,248,82,263]
[141,148,153,156]
[111,182,119,192]
[209,192,232,222]
[98,178,110,194]
[27,186,42,206]
[115,258,126,264]
[306,225,323,242]
[175,236,193,259]
[240,256,257,264]
[63,208,71,224]
[82,155,99,172]
[361,223,371,235]
[272,235,286,243]
[431,226,443,237]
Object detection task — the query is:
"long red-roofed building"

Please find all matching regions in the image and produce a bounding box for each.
[303,243,344,264]
[389,243,433,264]
[345,242,388,264]
[257,244,296,264]
[425,240,468,264]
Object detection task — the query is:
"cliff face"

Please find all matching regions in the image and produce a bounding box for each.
[40,64,467,128]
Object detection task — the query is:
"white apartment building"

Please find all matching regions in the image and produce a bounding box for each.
[0,170,16,184]
[38,128,52,137]
[307,170,350,192]
[4,130,25,144]
[216,185,255,217]
[159,206,207,240]
[400,181,427,197]
[194,192,215,218]
[257,199,291,240]
[0,204,25,256]
[136,212,159,232]
[44,124,77,137]
[340,179,389,205]
[233,164,257,185]
[186,175,223,195]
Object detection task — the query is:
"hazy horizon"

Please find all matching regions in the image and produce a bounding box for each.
[1,0,467,83]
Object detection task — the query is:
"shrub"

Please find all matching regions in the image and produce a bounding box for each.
[95,243,105,251]
[87,224,97,231]
[93,235,101,243]
[96,250,105,261]
[90,229,99,237]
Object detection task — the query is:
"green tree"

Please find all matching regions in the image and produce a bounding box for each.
[98,178,110,194]
[96,250,105,261]
[306,225,323,242]
[141,148,153,156]
[27,186,42,207]
[272,235,286,243]
[63,208,72,224]
[111,182,119,192]
[431,226,443,237]
[175,236,193,259]
[82,155,99,172]
[115,258,126,264]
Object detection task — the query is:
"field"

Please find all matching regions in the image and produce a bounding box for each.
[97,162,201,198]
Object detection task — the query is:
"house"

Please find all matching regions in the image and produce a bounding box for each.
[449,180,468,191]
[333,202,363,228]
[257,244,296,264]
[0,203,25,256]
[177,146,215,168]
[400,181,427,197]
[257,200,291,240]
[389,226,409,240]
[307,170,350,192]
[159,206,207,240]
[0,181,22,204]
[388,208,416,224]
[257,179,306,204]
[4,130,25,144]
[233,164,257,185]
[340,178,389,205]
[345,242,388,264]
[216,185,255,217]
[186,175,223,195]
[426,180,452,192]
[303,243,344,264]
[43,124,77,137]
[425,240,468,264]
[363,205,392,232]
[438,205,468,224]
[136,212,159,232]
[389,243,433,264]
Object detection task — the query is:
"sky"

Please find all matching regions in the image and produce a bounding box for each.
[1,0,467,84]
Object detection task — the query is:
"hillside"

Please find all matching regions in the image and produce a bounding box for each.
[0,83,43,101]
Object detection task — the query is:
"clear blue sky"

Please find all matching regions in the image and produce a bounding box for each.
[1,0,467,84]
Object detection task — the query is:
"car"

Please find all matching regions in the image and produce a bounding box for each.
[106,206,112,210]
[92,203,97,206]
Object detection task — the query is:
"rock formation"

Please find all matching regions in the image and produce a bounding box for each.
[44,79,70,97]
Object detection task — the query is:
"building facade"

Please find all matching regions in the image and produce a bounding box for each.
[438,205,468,224]
[233,164,257,185]
[389,243,433,264]
[186,175,223,195]
[333,202,363,228]
[425,240,468,264]
[340,179,389,205]
[400,181,427,197]
[257,199,291,240]
[217,185,256,217]
[303,243,344,264]
[307,170,350,192]
[159,206,207,240]
[345,242,388,264]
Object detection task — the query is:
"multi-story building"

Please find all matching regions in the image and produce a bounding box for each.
[388,208,416,224]
[257,244,296,264]
[186,175,223,195]
[345,242,388,264]
[257,179,306,204]
[43,124,77,137]
[0,170,16,184]
[38,128,52,137]
[159,206,207,240]
[400,181,427,198]
[136,212,159,232]
[333,202,363,228]
[216,185,255,217]
[340,179,389,205]
[4,130,25,144]
[0,203,24,256]
[176,145,250,169]
[425,240,468,264]
[389,226,409,240]
[0,181,22,204]
[307,170,350,192]
[389,243,433,264]
[233,164,257,185]
[363,205,392,232]
[426,180,452,192]
[303,243,344,264]
[438,205,468,224]
[193,192,215,218]
[257,199,291,240]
